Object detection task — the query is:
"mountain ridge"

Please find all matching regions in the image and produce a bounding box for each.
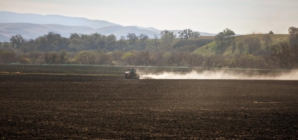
[0,11,215,42]
[0,11,118,29]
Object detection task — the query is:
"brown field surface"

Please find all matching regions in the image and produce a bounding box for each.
[0,74,298,139]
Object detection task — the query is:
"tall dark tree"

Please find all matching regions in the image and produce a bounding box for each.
[289,27,298,46]
[138,34,149,50]
[88,33,103,50]
[70,33,80,40]
[288,27,297,34]
[154,34,159,49]
[45,32,62,47]
[127,33,138,45]
[10,35,25,49]
[106,34,117,51]
[35,32,65,52]
[160,30,176,43]
[269,31,274,34]
[59,50,68,64]
[178,29,193,40]
[139,34,149,41]
[223,28,235,38]
[271,42,298,68]
[116,36,127,50]
[20,39,35,53]
[216,28,235,43]
[215,32,225,44]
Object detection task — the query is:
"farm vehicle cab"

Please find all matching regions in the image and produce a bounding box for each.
[124,68,140,79]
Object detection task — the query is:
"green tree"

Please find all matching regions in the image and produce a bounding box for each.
[96,50,111,65]
[95,33,108,50]
[70,33,80,40]
[215,32,225,44]
[271,42,298,68]
[75,51,96,64]
[44,52,58,64]
[10,35,25,49]
[134,51,150,66]
[35,36,48,51]
[1,42,11,49]
[106,34,117,51]
[288,26,298,46]
[59,50,68,64]
[215,28,236,54]
[116,36,127,50]
[35,32,65,52]
[138,34,149,50]
[28,51,42,64]
[45,32,64,51]
[223,28,235,38]
[160,30,176,50]
[121,52,134,65]
[127,33,138,45]
[215,28,235,44]
[178,29,193,40]
[0,50,15,64]
[160,30,176,43]
[69,37,83,51]
[288,27,297,34]
[269,31,274,34]
[154,34,159,49]
[191,32,201,38]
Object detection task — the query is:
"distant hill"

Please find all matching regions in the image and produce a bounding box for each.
[0,11,118,29]
[193,34,289,55]
[0,11,215,42]
[0,23,161,41]
[0,23,96,41]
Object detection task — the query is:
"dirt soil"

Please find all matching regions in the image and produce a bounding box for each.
[0,74,298,139]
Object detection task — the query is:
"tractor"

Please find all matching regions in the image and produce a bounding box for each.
[124,68,140,79]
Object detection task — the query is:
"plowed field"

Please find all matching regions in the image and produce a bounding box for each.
[1,74,298,139]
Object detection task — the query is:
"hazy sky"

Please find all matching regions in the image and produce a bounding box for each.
[1,0,297,34]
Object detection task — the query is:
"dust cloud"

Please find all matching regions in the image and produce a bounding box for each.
[140,70,298,80]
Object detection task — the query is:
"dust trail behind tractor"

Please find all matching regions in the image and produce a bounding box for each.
[138,69,298,80]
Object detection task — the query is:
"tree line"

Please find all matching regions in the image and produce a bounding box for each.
[4,29,202,53]
[211,27,298,68]
[0,27,298,69]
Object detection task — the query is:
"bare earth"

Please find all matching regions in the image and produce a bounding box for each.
[0,74,298,139]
